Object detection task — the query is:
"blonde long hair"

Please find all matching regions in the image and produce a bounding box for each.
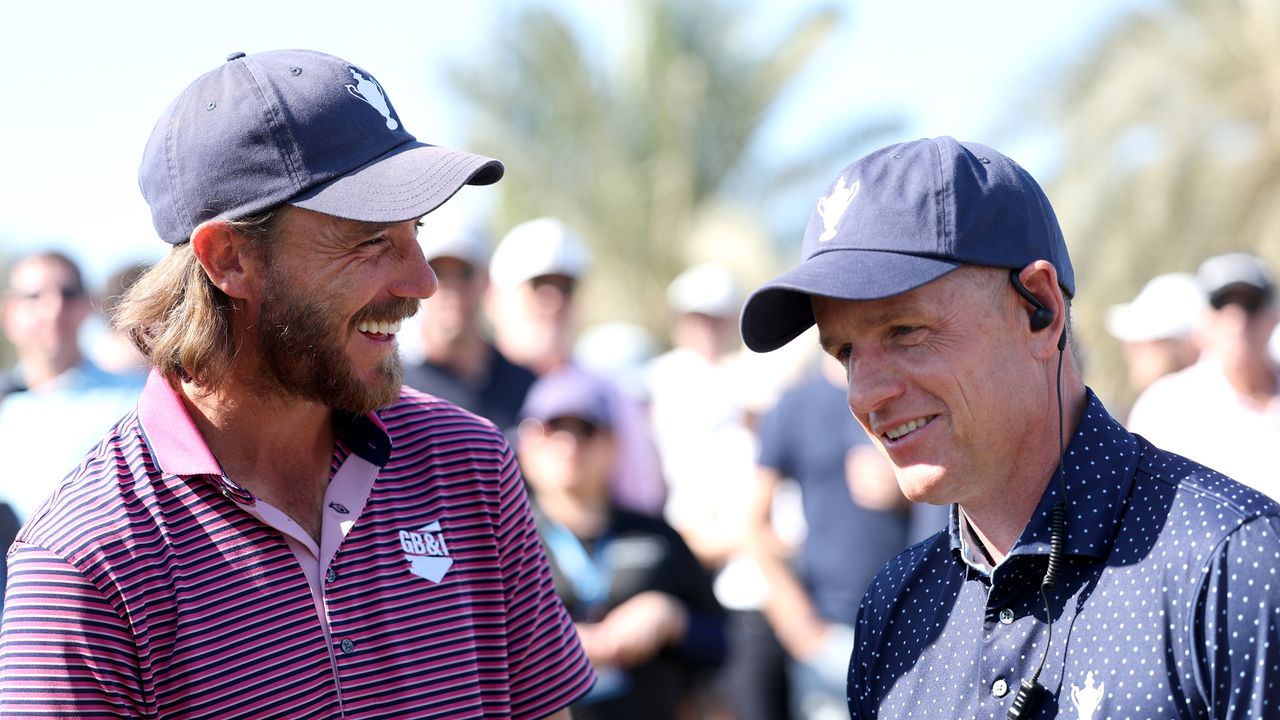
[111,211,279,389]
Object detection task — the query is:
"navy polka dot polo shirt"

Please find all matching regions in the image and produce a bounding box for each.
[849,390,1280,719]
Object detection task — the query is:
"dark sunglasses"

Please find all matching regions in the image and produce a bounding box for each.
[530,274,577,297]
[1210,289,1269,315]
[540,416,603,441]
[428,259,476,284]
[9,286,84,302]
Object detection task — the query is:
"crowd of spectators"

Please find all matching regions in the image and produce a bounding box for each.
[1,231,1276,718]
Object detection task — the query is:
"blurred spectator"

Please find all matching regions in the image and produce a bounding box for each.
[489,217,665,516]
[751,354,943,720]
[647,262,791,720]
[649,262,745,528]
[517,368,726,720]
[402,212,535,433]
[0,251,142,522]
[488,217,592,376]
[1104,272,1203,413]
[93,261,153,377]
[1128,253,1280,497]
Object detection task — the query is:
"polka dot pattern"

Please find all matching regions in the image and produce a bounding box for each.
[848,390,1280,719]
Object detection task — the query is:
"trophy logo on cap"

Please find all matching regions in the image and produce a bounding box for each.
[817,175,859,242]
[346,68,399,130]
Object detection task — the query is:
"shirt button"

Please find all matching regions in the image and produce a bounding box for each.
[992,678,1009,698]
[326,567,337,583]
[340,639,355,654]
[999,608,1015,624]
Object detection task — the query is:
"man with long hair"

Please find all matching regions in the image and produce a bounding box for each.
[0,50,592,719]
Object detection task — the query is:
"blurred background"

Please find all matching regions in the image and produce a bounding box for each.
[6,3,1280,716]
[3,0,1279,415]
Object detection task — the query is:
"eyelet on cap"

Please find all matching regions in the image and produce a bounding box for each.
[226,51,246,62]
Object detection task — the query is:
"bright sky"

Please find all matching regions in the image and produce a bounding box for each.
[2,0,1135,292]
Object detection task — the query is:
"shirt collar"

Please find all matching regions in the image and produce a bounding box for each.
[948,388,1142,565]
[137,368,393,477]
[954,506,995,576]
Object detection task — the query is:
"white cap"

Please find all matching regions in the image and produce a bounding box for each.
[489,217,592,289]
[666,262,741,317]
[417,206,491,268]
[1105,272,1206,343]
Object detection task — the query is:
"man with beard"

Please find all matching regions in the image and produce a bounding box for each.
[0,50,594,720]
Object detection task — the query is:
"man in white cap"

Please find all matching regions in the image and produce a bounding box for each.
[646,262,788,719]
[404,211,536,433]
[487,217,593,377]
[1128,253,1280,497]
[1104,272,1203,412]
[488,218,666,517]
[648,261,746,529]
[0,50,592,719]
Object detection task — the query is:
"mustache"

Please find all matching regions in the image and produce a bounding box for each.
[351,297,420,327]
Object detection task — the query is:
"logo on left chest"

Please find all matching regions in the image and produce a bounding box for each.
[398,520,453,583]
[1070,670,1105,720]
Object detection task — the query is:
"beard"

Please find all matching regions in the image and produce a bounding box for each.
[255,278,419,415]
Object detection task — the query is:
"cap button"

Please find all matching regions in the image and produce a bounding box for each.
[226,51,247,62]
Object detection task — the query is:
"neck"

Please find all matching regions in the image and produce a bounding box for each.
[1220,355,1277,402]
[425,330,490,380]
[18,348,81,390]
[963,378,1088,565]
[536,488,610,539]
[179,372,335,541]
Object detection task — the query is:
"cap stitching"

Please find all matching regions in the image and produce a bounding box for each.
[240,59,305,196]
[164,87,193,240]
[930,140,951,255]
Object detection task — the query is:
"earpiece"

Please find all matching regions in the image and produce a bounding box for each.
[1004,266,1071,720]
[1009,269,1054,331]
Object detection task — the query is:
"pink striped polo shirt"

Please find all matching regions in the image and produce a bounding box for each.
[0,371,594,718]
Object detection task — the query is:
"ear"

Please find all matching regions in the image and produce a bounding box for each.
[1015,260,1067,360]
[190,219,262,301]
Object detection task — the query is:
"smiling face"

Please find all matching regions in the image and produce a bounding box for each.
[247,206,436,414]
[811,266,1045,508]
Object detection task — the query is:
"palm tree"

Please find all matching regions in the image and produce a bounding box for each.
[446,0,898,334]
[1034,0,1280,408]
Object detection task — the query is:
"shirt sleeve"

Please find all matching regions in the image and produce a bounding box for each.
[658,525,727,668]
[492,442,596,719]
[1191,514,1280,719]
[1,542,146,718]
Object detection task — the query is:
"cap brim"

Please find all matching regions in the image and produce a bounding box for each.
[289,141,503,223]
[740,249,961,352]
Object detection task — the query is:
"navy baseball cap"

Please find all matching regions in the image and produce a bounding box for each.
[139,49,504,245]
[740,136,1074,352]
